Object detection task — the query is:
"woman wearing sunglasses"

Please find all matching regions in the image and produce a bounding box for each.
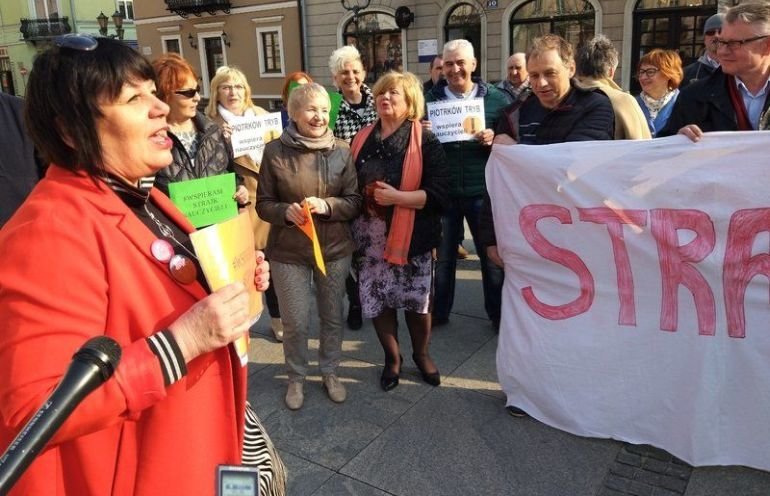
[152,53,248,206]
[634,49,684,137]
[0,36,279,495]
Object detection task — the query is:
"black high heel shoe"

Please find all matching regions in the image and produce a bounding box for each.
[380,355,403,392]
[413,354,440,386]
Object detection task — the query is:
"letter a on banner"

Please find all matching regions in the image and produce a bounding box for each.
[299,201,327,275]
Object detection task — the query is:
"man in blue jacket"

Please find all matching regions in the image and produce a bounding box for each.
[424,39,509,330]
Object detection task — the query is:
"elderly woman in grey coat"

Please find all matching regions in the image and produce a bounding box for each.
[257,83,361,411]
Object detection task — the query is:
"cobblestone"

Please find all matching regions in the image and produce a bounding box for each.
[601,444,693,495]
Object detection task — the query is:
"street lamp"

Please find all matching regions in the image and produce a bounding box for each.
[96,10,124,40]
[340,0,370,21]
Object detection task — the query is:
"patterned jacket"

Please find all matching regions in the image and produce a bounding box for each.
[333,84,378,143]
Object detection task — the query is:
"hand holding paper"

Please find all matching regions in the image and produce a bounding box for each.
[297,200,327,275]
[303,196,330,216]
[285,202,307,225]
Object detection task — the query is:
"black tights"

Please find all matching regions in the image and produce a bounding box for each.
[372,309,437,376]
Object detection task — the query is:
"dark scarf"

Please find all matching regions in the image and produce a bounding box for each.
[726,75,753,131]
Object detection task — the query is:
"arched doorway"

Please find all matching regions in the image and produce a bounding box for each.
[630,0,717,92]
[343,11,402,85]
[509,0,596,54]
[444,2,483,79]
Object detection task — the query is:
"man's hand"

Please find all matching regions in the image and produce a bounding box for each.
[487,245,504,268]
[493,134,518,145]
[678,124,704,142]
[475,128,495,146]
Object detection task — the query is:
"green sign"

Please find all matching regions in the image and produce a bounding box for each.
[167,173,238,228]
[328,91,343,131]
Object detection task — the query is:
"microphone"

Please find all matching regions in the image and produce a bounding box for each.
[0,336,122,493]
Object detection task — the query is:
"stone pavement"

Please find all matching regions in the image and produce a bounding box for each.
[246,253,770,496]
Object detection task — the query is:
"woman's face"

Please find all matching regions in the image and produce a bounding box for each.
[294,94,330,139]
[96,79,173,182]
[217,76,247,115]
[376,83,409,122]
[638,64,669,97]
[168,74,200,121]
[333,61,365,99]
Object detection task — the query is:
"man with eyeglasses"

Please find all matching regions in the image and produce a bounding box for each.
[660,2,770,138]
[681,13,724,89]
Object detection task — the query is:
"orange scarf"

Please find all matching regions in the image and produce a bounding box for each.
[351,120,422,265]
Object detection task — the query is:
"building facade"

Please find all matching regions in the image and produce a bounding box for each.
[303,0,729,92]
[133,0,302,110]
[0,0,138,96]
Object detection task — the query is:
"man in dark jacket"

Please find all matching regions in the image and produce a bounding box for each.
[425,39,509,330]
[480,35,614,416]
[0,92,43,228]
[660,2,770,138]
[681,13,724,89]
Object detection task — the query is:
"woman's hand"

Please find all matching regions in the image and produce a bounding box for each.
[233,185,249,205]
[221,122,233,141]
[421,119,432,131]
[373,181,401,206]
[487,245,504,268]
[254,250,270,291]
[168,282,251,362]
[285,202,307,225]
[303,196,330,216]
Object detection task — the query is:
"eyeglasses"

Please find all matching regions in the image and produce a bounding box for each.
[219,84,245,92]
[711,35,770,51]
[704,30,718,37]
[55,33,98,51]
[174,86,201,98]
[637,68,659,78]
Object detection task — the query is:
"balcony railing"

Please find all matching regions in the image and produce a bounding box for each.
[20,17,71,42]
[165,0,231,18]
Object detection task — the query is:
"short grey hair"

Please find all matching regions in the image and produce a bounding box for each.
[328,45,364,76]
[443,39,474,59]
[725,1,770,34]
[287,82,330,120]
[575,34,618,79]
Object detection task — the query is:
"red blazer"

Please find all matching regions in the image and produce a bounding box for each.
[0,166,247,495]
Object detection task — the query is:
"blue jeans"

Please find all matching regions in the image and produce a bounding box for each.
[433,196,503,323]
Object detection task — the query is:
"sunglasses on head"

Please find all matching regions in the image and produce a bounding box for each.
[174,86,201,98]
[55,33,99,51]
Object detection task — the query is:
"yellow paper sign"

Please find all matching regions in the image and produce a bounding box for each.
[298,201,327,276]
[189,212,262,366]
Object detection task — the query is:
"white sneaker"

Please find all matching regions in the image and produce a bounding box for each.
[271,318,284,342]
[285,382,303,410]
[323,374,347,403]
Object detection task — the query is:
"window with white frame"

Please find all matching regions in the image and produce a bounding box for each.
[32,0,59,18]
[117,0,134,21]
[162,35,182,56]
[256,27,285,77]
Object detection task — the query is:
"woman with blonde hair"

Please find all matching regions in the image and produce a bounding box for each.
[350,71,449,391]
[205,66,284,341]
[257,83,361,410]
[635,49,684,137]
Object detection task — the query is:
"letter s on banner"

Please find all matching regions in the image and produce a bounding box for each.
[519,204,594,319]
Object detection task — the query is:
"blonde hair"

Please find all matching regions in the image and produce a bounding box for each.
[205,66,260,118]
[371,71,425,121]
[287,82,331,120]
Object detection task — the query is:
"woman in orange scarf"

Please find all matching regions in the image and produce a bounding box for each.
[350,72,449,391]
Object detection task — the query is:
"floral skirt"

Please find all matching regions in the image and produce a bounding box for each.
[352,215,432,319]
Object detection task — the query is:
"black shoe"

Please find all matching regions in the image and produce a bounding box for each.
[347,304,362,330]
[506,405,527,417]
[380,355,402,392]
[413,353,440,386]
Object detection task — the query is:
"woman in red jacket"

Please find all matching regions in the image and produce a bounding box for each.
[0,35,277,495]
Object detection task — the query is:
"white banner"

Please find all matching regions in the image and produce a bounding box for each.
[426,98,485,143]
[229,112,282,162]
[488,132,770,470]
